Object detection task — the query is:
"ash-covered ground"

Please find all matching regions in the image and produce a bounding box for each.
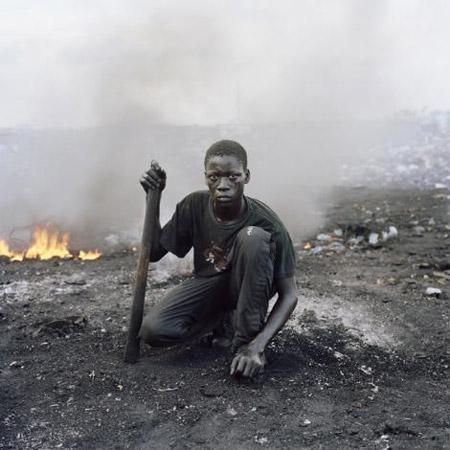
[1,131,450,449]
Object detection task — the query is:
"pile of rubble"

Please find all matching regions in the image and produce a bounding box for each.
[300,224,399,257]
[340,134,450,189]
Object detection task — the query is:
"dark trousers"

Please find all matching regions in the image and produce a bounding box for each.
[140,226,275,349]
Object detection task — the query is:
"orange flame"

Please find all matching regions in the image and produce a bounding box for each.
[0,226,102,262]
[78,250,101,261]
[0,240,24,262]
[25,227,72,260]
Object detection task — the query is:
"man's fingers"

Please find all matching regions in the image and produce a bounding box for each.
[144,173,162,186]
[141,172,164,190]
[230,356,239,376]
[236,358,247,376]
[150,161,166,178]
[140,177,157,189]
[230,356,247,376]
[243,361,253,378]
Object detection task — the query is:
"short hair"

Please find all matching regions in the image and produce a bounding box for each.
[204,140,248,170]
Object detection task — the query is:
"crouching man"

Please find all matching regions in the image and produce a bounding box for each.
[139,140,298,378]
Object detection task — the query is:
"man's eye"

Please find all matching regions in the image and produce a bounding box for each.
[208,175,218,181]
[229,174,239,180]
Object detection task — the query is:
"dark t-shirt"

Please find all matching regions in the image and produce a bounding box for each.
[160,190,296,278]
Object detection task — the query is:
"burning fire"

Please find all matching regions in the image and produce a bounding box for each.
[78,250,102,261]
[0,226,101,262]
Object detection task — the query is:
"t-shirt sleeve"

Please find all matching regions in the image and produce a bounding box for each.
[160,195,193,258]
[273,227,297,279]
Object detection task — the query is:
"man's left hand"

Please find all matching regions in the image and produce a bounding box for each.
[230,344,266,378]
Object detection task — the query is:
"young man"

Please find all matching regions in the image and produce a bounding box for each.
[139,140,298,378]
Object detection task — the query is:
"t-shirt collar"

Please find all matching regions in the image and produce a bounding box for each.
[208,195,250,229]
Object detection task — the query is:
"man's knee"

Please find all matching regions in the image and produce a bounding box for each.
[139,315,163,346]
[139,313,190,347]
[235,226,272,254]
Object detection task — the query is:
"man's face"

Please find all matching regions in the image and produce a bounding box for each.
[205,155,250,205]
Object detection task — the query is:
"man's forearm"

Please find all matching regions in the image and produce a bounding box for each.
[251,280,298,352]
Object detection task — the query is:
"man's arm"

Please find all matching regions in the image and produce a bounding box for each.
[139,161,168,262]
[230,276,298,378]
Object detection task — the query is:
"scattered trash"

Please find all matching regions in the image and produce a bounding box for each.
[359,365,373,375]
[347,236,365,248]
[328,242,346,253]
[425,287,442,297]
[382,226,398,241]
[9,361,24,368]
[333,351,346,360]
[432,271,450,281]
[368,232,380,246]
[305,222,399,255]
[316,233,332,242]
[254,436,268,444]
[226,407,238,416]
[152,386,179,392]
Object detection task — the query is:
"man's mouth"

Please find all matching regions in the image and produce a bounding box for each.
[216,195,232,201]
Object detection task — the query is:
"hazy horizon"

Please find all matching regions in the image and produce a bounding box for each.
[1,1,450,128]
[1,1,449,247]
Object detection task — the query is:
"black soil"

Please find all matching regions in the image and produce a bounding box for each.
[1,187,449,449]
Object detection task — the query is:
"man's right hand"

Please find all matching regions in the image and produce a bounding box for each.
[140,161,167,193]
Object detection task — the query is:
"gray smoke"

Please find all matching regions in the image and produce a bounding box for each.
[1,1,449,246]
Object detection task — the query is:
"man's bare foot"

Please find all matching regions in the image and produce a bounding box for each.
[211,336,233,349]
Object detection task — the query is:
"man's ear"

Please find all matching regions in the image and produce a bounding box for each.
[244,169,251,184]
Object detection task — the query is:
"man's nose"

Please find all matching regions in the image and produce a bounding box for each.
[217,177,230,191]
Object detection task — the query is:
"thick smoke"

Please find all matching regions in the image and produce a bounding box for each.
[1,1,449,246]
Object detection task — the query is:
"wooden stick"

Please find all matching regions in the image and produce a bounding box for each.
[124,188,161,363]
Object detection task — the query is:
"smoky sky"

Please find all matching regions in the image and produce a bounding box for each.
[1,0,450,127]
[1,1,449,244]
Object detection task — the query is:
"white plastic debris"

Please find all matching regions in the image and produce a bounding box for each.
[368,233,379,246]
[413,226,425,236]
[425,287,442,297]
[328,242,346,253]
[359,365,373,375]
[254,436,268,445]
[434,183,447,189]
[316,233,332,242]
[382,226,398,241]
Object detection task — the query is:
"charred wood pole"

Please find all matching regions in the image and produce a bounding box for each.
[124,188,161,363]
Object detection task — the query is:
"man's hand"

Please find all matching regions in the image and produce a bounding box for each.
[230,343,266,378]
[140,161,167,193]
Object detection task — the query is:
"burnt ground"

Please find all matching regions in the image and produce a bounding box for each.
[1,187,450,450]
